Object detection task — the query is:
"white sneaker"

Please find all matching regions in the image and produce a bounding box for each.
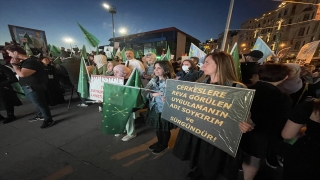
[85,100,96,104]
[77,103,88,107]
[114,134,121,137]
[121,133,137,141]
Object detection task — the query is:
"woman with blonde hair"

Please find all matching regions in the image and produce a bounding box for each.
[142,52,157,80]
[173,51,253,180]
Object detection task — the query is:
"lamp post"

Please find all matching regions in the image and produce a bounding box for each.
[119,28,127,44]
[64,37,73,57]
[103,3,117,46]
[221,0,234,51]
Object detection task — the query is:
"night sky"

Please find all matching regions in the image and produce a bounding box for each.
[0,0,279,50]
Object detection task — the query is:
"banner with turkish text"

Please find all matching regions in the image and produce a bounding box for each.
[162,80,255,157]
[89,75,124,101]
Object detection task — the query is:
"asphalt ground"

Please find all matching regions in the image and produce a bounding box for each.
[0,93,283,180]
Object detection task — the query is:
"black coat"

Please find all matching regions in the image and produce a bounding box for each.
[176,70,203,82]
[0,65,22,110]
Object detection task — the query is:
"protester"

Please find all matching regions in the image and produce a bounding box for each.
[142,61,177,155]
[105,60,120,76]
[240,50,263,86]
[281,99,320,180]
[111,64,138,141]
[142,52,156,80]
[141,56,148,69]
[171,57,181,73]
[173,52,254,180]
[277,63,302,94]
[0,64,22,124]
[113,64,131,84]
[93,55,108,75]
[5,45,55,128]
[86,55,95,66]
[240,63,292,180]
[124,49,145,76]
[40,57,65,106]
[175,59,200,82]
[189,56,200,70]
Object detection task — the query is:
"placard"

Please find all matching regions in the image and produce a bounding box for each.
[162,80,255,157]
[89,75,124,101]
[8,25,48,56]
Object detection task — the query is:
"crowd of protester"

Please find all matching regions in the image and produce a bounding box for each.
[1,42,320,180]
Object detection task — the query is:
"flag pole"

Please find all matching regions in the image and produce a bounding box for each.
[221,0,234,51]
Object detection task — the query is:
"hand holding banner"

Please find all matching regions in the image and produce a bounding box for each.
[162,80,255,157]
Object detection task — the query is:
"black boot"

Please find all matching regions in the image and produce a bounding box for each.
[2,115,16,124]
[2,111,16,124]
[0,114,5,120]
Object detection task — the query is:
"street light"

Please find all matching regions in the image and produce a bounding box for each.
[64,37,73,57]
[103,3,117,46]
[119,28,127,44]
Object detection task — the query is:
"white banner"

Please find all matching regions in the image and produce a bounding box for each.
[104,46,114,59]
[89,75,124,101]
[296,40,320,65]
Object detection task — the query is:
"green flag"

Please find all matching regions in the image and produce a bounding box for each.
[47,44,51,52]
[135,51,140,59]
[164,45,171,61]
[53,56,62,65]
[102,83,140,134]
[24,33,33,44]
[50,45,61,57]
[77,57,89,99]
[152,48,156,54]
[120,47,127,61]
[125,68,145,108]
[11,82,25,98]
[24,43,33,56]
[77,22,100,47]
[96,46,100,54]
[230,43,242,81]
[92,66,99,75]
[81,45,88,59]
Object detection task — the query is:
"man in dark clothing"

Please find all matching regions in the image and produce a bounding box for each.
[4,45,55,129]
[0,64,22,123]
[240,50,263,86]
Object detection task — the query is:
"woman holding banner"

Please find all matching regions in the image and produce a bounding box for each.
[173,51,254,180]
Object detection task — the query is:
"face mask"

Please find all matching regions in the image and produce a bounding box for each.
[182,65,189,72]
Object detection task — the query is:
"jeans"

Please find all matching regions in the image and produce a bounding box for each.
[22,85,52,121]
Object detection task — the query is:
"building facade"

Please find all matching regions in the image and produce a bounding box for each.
[107,27,200,60]
[217,31,239,52]
[238,0,320,59]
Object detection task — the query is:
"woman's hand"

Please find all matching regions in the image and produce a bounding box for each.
[239,121,254,133]
[152,92,162,97]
